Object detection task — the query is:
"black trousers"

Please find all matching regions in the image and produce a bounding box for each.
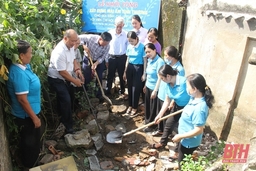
[160,104,184,146]
[48,77,73,131]
[126,63,143,109]
[178,144,198,169]
[144,87,157,129]
[156,98,165,132]
[107,55,127,94]
[14,115,41,168]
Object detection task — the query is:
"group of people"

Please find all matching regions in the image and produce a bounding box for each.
[6,14,214,170]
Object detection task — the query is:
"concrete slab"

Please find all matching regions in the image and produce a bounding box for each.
[29,156,78,171]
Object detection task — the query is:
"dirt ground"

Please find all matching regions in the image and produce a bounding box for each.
[47,91,173,171]
[96,94,169,171]
[39,86,219,171]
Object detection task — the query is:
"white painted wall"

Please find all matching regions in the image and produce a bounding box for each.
[182,0,256,143]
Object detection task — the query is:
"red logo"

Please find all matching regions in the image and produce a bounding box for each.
[222,144,250,163]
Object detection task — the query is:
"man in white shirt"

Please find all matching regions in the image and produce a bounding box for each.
[106,17,128,97]
[48,29,84,134]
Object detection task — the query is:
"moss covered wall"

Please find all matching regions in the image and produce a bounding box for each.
[159,0,185,54]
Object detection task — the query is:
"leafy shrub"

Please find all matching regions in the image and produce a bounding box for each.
[0,0,83,168]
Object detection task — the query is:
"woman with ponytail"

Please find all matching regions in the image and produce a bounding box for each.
[172,73,214,170]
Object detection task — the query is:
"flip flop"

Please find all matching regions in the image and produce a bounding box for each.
[130,109,137,116]
[126,107,132,114]
[151,142,163,149]
[151,130,163,136]
[169,151,179,160]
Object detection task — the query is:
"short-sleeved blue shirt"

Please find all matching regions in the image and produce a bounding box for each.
[158,62,185,101]
[145,55,165,90]
[172,61,185,77]
[165,75,190,107]
[7,64,41,118]
[126,42,145,65]
[178,97,209,148]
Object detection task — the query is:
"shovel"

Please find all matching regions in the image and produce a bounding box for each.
[106,109,183,144]
[86,50,113,106]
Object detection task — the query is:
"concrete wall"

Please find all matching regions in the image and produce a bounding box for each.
[181,0,256,143]
[0,100,12,170]
[160,0,185,54]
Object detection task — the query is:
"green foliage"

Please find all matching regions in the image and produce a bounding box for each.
[207,140,225,161]
[181,140,227,171]
[75,80,98,111]
[0,0,83,168]
[181,154,208,171]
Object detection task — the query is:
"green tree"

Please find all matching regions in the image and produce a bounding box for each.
[0,0,83,168]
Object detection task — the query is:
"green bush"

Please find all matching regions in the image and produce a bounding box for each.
[0,0,83,168]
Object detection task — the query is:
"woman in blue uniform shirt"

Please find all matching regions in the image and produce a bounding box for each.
[142,43,165,131]
[123,31,146,115]
[153,65,190,150]
[172,73,214,169]
[7,40,42,169]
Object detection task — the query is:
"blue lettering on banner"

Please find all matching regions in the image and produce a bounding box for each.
[82,0,161,33]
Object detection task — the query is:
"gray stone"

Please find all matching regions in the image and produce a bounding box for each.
[90,98,100,107]
[91,133,102,142]
[39,154,54,165]
[205,161,224,171]
[87,119,99,135]
[97,110,109,121]
[94,139,104,151]
[64,129,93,148]
[72,129,89,140]
[44,140,57,148]
[96,104,108,112]
[159,155,178,169]
[91,133,104,150]
[115,123,126,133]
[88,155,101,171]
[86,149,97,156]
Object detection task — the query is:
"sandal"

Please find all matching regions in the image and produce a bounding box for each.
[126,107,132,114]
[120,94,128,100]
[169,151,179,160]
[151,130,163,136]
[151,142,163,149]
[131,109,137,116]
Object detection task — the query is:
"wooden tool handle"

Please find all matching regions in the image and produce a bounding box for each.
[123,109,183,137]
[86,51,112,105]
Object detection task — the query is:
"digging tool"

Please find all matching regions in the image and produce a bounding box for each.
[106,109,183,144]
[82,85,104,134]
[73,73,104,137]
[86,51,112,105]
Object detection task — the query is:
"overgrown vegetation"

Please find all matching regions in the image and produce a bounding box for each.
[181,140,228,171]
[0,0,83,168]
